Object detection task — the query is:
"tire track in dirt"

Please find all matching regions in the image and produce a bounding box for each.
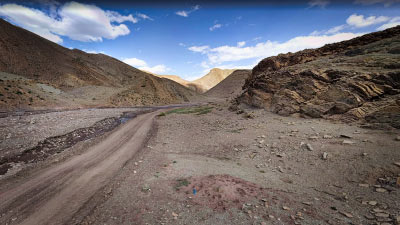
[0,110,161,225]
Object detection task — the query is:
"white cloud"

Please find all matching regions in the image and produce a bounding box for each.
[354,0,400,7]
[377,17,400,30]
[105,10,138,23]
[123,57,170,74]
[346,14,389,28]
[189,32,362,65]
[308,0,330,8]
[175,5,200,17]
[209,23,222,31]
[188,45,209,54]
[137,13,153,21]
[0,2,144,43]
[140,64,169,74]
[83,49,106,54]
[237,41,246,47]
[123,57,148,67]
[326,25,347,34]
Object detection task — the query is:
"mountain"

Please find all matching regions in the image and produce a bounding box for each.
[234,26,400,129]
[205,70,251,100]
[192,68,236,93]
[157,68,236,93]
[158,75,203,92]
[0,19,199,110]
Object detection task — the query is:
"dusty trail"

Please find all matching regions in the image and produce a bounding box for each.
[0,110,160,225]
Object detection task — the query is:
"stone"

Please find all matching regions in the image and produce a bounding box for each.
[282,206,290,210]
[323,135,333,139]
[394,162,400,168]
[359,183,369,187]
[340,135,352,139]
[302,202,312,206]
[375,213,389,218]
[340,211,353,218]
[322,152,328,160]
[368,201,377,206]
[375,188,387,193]
[372,208,384,213]
[308,136,319,140]
[342,140,355,145]
[395,136,400,141]
[172,212,178,219]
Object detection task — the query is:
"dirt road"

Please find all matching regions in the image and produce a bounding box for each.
[0,110,160,225]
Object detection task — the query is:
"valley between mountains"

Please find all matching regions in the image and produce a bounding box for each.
[0,19,399,225]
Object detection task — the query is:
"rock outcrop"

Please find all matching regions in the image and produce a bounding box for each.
[236,26,400,128]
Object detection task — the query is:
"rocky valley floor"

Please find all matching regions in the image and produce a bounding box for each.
[0,103,399,225]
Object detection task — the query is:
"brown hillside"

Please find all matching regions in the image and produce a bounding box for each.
[158,75,203,92]
[192,68,236,93]
[0,19,198,110]
[235,26,400,129]
[205,70,251,99]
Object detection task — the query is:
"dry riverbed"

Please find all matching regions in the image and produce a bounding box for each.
[0,107,149,176]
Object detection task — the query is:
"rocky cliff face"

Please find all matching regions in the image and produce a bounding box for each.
[236,26,400,129]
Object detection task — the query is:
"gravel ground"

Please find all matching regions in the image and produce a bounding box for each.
[0,108,141,175]
[78,102,400,225]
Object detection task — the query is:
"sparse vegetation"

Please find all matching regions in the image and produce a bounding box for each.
[175,178,190,190]
[160,106,213,116]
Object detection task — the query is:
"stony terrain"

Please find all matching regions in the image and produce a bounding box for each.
[0,19,199,110]
[236,26,400,129]
[76,103,400,225]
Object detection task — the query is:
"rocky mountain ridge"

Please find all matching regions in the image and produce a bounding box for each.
[235,26,400,129]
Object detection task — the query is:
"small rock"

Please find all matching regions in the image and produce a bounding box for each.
[359,183,369,187]
[373,208,384,213]
[323,135,333,139]
[340,134,352,139]
[282,206,290,210]
[342,140,355,145]
[302,202,312,206]
[362,153,368,156]
[395,136,400,141]
[133,170,137,174]
[368,201,377,206]
[172,212,178,219]
[340,211,353,218]
[301,142,314,151]
[269,215,275,219]
[375,213,389,218]
[394,162,400,168]
[375,188,387,193]
[322,152,328,160]
[365,214,375,220]
[308,136,318,140]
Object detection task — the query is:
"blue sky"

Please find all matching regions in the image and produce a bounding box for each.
[0,0,399,80]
